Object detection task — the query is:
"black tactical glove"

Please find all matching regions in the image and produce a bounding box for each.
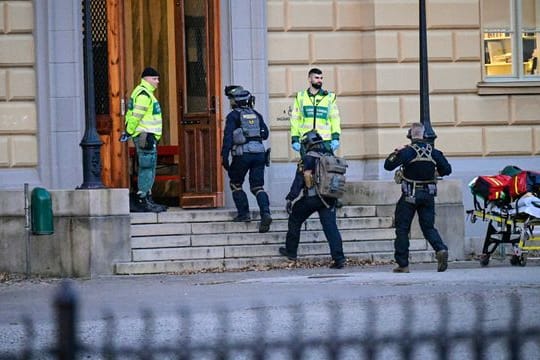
[286,200,293,215]
[222,155,230,171]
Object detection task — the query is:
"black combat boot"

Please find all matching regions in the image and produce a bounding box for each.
[259,213,272,233]
[256,191,272,233]
[147,194,168,212]
[132,195,165,213]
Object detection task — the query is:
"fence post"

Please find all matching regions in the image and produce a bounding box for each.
[54,280,78,360]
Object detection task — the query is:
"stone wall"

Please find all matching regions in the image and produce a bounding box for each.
[343,179,466,260]
[266,0,540,166]
[0,188,130,278]
[0,0,37,169]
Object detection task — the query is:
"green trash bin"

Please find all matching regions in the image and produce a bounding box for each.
[31,187,54,235]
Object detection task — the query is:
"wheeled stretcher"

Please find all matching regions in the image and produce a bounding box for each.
[467,195,540,267]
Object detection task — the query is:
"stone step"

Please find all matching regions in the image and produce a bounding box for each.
[130,216,393,237]
[116,205,405,275]
[115,250,435,275]
[130,205,377,224]
[132,228,397,249]
[131,239,427,262]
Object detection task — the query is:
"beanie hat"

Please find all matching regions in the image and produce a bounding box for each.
[141,67,160,78]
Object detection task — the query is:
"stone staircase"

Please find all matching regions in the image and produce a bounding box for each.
[115,205,434,274]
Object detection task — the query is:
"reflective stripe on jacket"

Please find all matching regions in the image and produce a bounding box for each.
[125,79,163,140]
[290,89,341,143]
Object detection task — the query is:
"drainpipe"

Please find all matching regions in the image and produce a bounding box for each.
[79,0,104,189]
[419,0,437,144]
[24,183,30,278]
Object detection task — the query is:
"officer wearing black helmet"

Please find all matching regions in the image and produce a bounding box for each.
[278,130,346,269]
[384,122,452,273]
[221,86,272,233]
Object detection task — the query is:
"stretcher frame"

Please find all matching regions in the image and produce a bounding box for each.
[467,203,540,267]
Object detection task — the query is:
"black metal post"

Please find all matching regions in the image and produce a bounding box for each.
[54,280,78,360]
[419,0,437,143]
[79,0,104,189]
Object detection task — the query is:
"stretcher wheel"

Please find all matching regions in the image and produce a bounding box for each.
[518,254,527,267]
[510,255,519,266]
[479,254,490,266]
[510,254,527,266]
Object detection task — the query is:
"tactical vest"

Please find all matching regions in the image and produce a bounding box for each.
[401,143,437,183]
[233,108,265,155]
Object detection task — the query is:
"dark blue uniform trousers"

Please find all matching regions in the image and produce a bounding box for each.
[285,195,345,262]
[228,153,269,217]
[394,190,448,267]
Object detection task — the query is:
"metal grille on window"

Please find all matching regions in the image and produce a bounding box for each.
[84,0,109,115]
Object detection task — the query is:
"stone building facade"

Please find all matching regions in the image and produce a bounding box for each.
[1,0,539,244]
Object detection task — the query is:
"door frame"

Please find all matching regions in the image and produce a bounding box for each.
[97,0,128,188]
[174,0,223,208]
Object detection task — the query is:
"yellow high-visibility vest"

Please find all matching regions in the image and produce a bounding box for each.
[125,79,162,140]
[290,89,341,143]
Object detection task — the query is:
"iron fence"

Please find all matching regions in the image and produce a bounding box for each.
[1,280,539,359]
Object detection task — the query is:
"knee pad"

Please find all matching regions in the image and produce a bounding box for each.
[251,186,265,196]
[230,183,243,192]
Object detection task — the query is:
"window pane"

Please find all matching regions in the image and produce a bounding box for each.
[482,0,512,29]
[521,1,540,76]
[184,0,208,113]
[484,33,514,76]
[522,33,539,75]
[521,0,540,29]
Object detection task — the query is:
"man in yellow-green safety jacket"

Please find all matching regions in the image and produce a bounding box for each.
[124,67,166,213]
[290,68,341,155]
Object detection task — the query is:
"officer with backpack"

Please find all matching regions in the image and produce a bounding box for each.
[221,86,272,233]
[279,130,347,269]
[384,122,452,273]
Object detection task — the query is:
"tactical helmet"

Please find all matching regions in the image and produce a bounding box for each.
[301,130,323,150]
[232,89,252,107]
[224,85,244,98]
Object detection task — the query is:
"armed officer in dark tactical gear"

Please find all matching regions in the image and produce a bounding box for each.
[384,122,452,273]
[221,86,272,233]
[278,130,346,269]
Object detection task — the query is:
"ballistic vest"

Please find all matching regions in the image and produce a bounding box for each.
[236,108,265,154]
[402,142,437,182]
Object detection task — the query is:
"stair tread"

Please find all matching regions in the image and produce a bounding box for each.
[117,205,409,275]
[115,251,436,275]
[130,205,378,224]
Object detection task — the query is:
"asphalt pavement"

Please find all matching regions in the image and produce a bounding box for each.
[1,259,539,359]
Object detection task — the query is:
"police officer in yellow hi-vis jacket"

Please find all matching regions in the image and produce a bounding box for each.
[124,67,167,213]
[290,68,342,155]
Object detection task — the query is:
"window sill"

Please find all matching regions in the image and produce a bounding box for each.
[477,81,540,95]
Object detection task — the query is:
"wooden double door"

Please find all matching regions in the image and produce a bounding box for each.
[98,0,223,208]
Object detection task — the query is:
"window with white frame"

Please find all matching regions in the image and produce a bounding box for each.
[482,0,540,79]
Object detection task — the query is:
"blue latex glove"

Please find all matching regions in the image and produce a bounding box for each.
[331,139,340,151]
[292,142,301,152]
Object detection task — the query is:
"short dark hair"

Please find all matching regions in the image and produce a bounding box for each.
[308,68,322,76]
